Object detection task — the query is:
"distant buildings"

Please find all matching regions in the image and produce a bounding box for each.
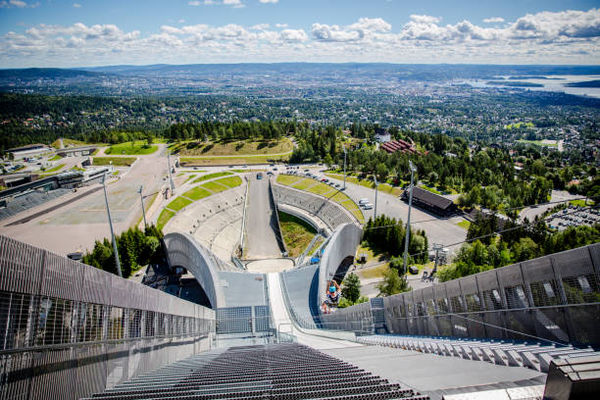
[7,144,51,160]
[402,186,457,216]
[381,139,417,155]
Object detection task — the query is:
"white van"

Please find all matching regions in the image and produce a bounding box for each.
[358,198,369,205]
[362,203,373,210]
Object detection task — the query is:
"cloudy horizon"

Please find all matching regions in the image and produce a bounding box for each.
[0,1,598,68]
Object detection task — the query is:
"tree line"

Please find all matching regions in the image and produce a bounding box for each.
[82,225,164,278]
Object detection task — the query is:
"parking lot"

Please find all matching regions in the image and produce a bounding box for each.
[548,205,600,230]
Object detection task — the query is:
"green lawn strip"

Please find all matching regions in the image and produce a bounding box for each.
[278,211,317,258]
[216,176,242,188]
[105,141,158,155]
[357,263,390,280]
[306,182,335,197]
[276,174,303,186]
[166,196,193,212]
[569,199,590,207]
[49,154,62,161]
[157,209,176,230]
[182,186,212,201]
[44,163,65,173]
[457,220,471,230]
[174,138,293,157]
[184,174,196,183]
[291,178,319,191]
[180,154,289,166]
[192,171,232,183]
[92,157,137,166]
[201,180,229,193]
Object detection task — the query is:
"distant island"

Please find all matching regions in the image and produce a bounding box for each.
[564,80,600,88]
[486,81,544,88]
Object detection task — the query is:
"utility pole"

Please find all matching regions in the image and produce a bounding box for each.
[102,173,122,277]
[167,150,175,196]
[403,161,416,275]
[343,147,347,191]
[373,175,379,220]
[138,185,147,230]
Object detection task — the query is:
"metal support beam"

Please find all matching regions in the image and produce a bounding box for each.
[102,173,122,277]
[403,161,416,275]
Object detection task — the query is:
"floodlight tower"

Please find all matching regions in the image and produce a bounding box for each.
[373,175,379,220]
[167,150,175,195]
[343,147,347,190]
[138,185,147,230]
[102,173,122,277]
[403,161,417,274]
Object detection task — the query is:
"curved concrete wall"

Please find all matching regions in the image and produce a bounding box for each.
[164,232,224,309]
[317,223,362,307]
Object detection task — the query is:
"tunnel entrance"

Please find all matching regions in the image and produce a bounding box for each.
[331,255,355,284]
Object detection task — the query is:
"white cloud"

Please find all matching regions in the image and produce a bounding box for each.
[483,17,504,23]
[280,29,308,42]
[0,0,39,8]
[259,0,278,3]
[73,3,82,8]
[188,1,201,5]
[2,9,599,67]
[194,0,244,7]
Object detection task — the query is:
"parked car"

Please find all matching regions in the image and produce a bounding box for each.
[358,198,369,205]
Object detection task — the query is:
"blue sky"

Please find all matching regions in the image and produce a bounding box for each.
[0,0,599,67]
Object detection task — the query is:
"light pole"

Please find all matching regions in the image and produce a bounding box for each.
[102,173,122,277]
[138,185,147,230]
[403,161,416,275]
[343,147,347,191]
[167,150,175,196]
[373,175,379,220]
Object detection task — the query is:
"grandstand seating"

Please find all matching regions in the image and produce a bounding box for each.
[0,188,71,220]
[85,343,430,400]
[165,186,245,271]
[272,184,353,230]
[357,335,599,373]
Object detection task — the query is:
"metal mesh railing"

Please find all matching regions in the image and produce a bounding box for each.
[0,235,216,400]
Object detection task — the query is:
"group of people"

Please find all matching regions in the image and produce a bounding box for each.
[321,279,340,314]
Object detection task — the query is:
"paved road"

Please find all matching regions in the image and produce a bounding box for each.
[2,144,169,255]
[519,190,585,222]
[309,170,468,255]
[244,175,283,259]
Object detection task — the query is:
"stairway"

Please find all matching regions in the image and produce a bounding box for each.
[358,334,598,373]
[85,343,430,400]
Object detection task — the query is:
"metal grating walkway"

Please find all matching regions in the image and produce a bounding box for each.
[84,343,429,400]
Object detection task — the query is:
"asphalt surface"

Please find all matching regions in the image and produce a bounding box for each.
[311,171,468,254]
[2,144,168,255]
[244,175,284,259]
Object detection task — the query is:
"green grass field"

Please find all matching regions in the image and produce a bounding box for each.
[217,176,243,188]
[157,209,175,230]
[356,263,390,280]
[276,174,301,186]
[277,175,364,223]
[182,186,212,201]
[105,141,158,155]
[192,171,232,183]
[180,154,289,166]
[166,196,192,212]
[172,138,293,156]
[278,211,317,258]
[457,220,471,230]
[49,154,62,161]
[201,181,228,193]
[92,157,137,166]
